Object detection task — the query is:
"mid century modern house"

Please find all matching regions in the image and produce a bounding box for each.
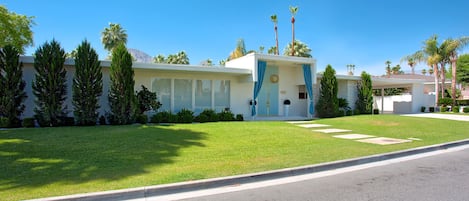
[19,53,430,119]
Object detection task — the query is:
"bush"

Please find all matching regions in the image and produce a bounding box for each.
[218,110,235,121]
[438,97,452,106]
[336,110,345,117]
[373,108,379,114]
[453,106,460,113]
[353,109,361,115]
[177,109,194,123]
[0,117,9,128]
[60,116,75,126]
[196,109,218,123]
[421,106,426,113]
[429,107,435,112]
[151,111,177,123]
[99,115,106,125]
[236,114,244,121]
[136,114,148,124]
[439,106,448,112]
[346,110,353,116]
[464,107,469,113]
[456,99,469,106]
[22,117,35,128]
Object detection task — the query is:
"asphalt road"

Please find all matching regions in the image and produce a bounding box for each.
[180,146,469,201]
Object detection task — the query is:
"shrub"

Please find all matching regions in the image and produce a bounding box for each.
[353,109,361,115]
[151,111,175,123]
[197,109,218,123]
[356,71,373,114]
[136,85,161,115]
[99,115,106,125]
[177,109,194,123]
[373,108,379,114]
[438,97,452,106]
[136,114,148,124]
[60,116,75,126]
[218,110,235,121]
[0,117,8,128]
[336,110,345,117]
[439,106,448,112]
[453,106,460,113]
[420,106,426,113]
[338,98,349,108]
[429,107,435,112]
[346,110,353,116]
[464,107,469,113]
[236,114,244,121]
[22,117,35,128]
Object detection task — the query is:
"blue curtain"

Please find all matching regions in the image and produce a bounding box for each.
[303,64,314,115]
[252,61,267,116]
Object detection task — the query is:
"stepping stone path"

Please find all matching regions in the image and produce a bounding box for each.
[333,134,375,139]
[313,128,352,134]
[297,124,330,128]
[288,120,415,146]
[357,137,412,145]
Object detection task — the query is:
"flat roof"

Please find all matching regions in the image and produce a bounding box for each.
[20,56,252,75]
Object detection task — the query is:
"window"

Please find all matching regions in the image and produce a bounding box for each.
[174,79,192,112]
[152,78,171,111]
[195,80,212,113]
[214,80,230,111]
[299,85,307,99]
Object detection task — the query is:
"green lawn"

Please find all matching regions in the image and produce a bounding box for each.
[1,115,469,200]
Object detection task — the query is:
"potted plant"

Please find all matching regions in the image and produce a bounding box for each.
[283,99,291,117]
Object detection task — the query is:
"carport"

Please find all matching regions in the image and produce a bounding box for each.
[372,77,428,114]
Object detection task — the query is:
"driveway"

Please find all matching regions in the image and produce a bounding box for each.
[402,113,469,122]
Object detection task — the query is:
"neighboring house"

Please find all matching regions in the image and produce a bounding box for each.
[19,53,428,119]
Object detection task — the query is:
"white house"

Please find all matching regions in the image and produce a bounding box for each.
[19,53,428,119]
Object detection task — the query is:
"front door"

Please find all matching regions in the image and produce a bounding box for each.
[258,66,279,116]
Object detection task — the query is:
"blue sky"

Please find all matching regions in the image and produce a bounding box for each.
[3,0,469,75]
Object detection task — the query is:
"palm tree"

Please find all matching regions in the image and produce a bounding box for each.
[429,68,434,75]
[228,38,247,60]
[444,37,469,106]
[421,69,427,75]
[401,51,424,74]
[289,6,298,56]
[392,64,402,74]
[270,14,279,55]
[385,60,392,76]
[153,54,165,63]
[424,35,441,107]
[176,51,189,64]
[283,40,311,58]
[267,46,277,55]
[101,23,128,52]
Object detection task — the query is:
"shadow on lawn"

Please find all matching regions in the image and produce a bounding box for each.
[0,125,206,191]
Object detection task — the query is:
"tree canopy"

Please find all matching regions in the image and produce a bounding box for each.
[283,40,311,58]
[101,23,127,52]
[457,54,469,85]
[0,5,35,54]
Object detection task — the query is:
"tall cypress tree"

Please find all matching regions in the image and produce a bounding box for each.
[315,65,339,118]
[108,43,135,125]
[73,40,102,126]
[356,71,373,114]
[32,40,67,127]
[0,45,27,127]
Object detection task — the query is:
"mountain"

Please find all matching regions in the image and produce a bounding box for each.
[128,48,153,63]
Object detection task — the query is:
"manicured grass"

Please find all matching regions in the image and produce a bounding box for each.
[1,115,469,200]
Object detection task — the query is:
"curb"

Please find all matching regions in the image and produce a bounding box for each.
[29,138,469,201]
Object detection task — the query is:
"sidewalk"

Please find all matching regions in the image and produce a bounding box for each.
[28,139,469,201]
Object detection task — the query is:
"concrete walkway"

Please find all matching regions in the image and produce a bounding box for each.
[402,113,469,122]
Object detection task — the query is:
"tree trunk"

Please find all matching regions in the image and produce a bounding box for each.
[433,64,439,108]
[275,26,279,55]
[451,57,457,107]
[440,63,445,99]
[291,17,295,56]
